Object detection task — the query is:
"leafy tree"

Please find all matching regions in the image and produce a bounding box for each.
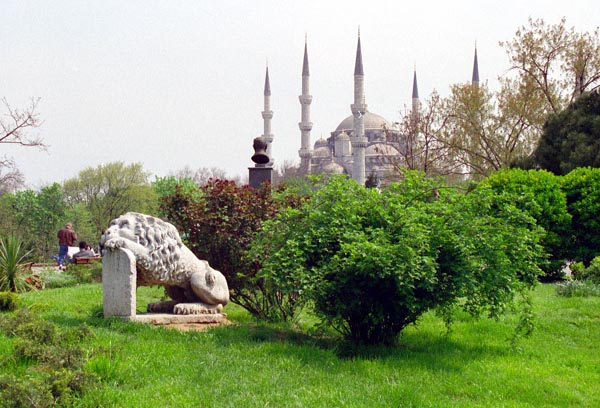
[441,79,544,179]
[561,167,600,264]
[0,97,43,193]
[534,90,600,175]
[500,18,600,114]
[33,184,66,258]
[479,169,571,279]
[397,18,599,181]
[63,162,156,237]
[254,173,543,345]
[153,176,202,215]
[1,185,66,261]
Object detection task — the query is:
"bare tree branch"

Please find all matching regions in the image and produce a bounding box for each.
[0,97,44,148]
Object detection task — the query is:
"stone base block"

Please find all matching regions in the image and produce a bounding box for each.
[130,313,225,325]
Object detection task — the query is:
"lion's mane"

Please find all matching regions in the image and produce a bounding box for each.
[103,212,188,284]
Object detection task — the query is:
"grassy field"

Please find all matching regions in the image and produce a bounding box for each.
[1,283,599,407]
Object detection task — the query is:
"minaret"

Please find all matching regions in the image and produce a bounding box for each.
[412,66,420,116]
[472,45,480,88]
[351,29,368,185]
[262,65,274,164]
[298,37,313,174]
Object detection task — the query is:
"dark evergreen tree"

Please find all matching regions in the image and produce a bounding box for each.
[535,90,600,175]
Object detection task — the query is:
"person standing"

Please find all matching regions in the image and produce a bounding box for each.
[57,223,77,269]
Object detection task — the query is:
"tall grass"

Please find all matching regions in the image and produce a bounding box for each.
[2,284,599,407]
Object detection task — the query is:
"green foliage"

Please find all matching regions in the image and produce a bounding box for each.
[0,184,66,262]
[571,256,600,284]
[479,169,571,279]
[63,161,156,238]
[535,90,600,175]
[0,292,18,311]
[254,173,544,345]
[0,308,98,406]
[63,202,97,249]
[35,263,103,289]
[153,176,202,203]
[0,235,32,292]
[556,280,600,297]
[160,179,300,321]
[561,167,600,264]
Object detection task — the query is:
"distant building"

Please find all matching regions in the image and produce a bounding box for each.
[258,32,480,185]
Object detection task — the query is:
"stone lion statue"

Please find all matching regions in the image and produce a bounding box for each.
[100,212,229,315]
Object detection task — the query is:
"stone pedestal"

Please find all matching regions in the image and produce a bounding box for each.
[249,166,273,189]
[102,247,225,324]
[103,248,136,319]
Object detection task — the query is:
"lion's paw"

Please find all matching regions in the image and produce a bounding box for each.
[104,238,126,249]
[173,303,223,315]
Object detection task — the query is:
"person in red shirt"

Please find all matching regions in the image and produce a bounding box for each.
[57,223,77,268]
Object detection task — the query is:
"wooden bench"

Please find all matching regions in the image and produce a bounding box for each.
[74,257,102,265]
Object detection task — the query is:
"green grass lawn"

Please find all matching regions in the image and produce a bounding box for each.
[1,283,599,407]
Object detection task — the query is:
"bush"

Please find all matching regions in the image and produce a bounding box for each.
[571,257,600,284]
[38,271,79,289]
[65,262,103,284]
[555,280,600,297]
[0,309,98,406]
[479,169,571,280]
[254,173,544,345]
[561,167,600,264]
[0,292,18,311]
[34,263,102,289]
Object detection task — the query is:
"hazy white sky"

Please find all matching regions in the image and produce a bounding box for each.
[2,0,598,188]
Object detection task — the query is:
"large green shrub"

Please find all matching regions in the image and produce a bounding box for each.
[254,173,544,345]
[561,167,600,264]
[479,169,571,280]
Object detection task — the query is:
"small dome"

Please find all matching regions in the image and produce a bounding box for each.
[337,131,350,141]
[322,160,346,174]
[313,146,330,158]
[366,143,399,156]
[335,111,392,133]
[314,137,328,149]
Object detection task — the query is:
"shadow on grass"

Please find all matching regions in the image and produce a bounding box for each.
[209,319,510,372]
[35,299,511,375]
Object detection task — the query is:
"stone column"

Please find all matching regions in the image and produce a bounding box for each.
[102,248,136,319]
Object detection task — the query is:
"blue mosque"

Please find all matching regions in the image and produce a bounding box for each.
[257,32,480,185]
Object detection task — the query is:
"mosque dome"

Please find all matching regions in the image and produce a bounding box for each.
[365,143,399,156]
[337,131,350,141]
[314,137,329,149]
[335,111,392,133]
[313,146,331,158]
[322,160,346,174]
